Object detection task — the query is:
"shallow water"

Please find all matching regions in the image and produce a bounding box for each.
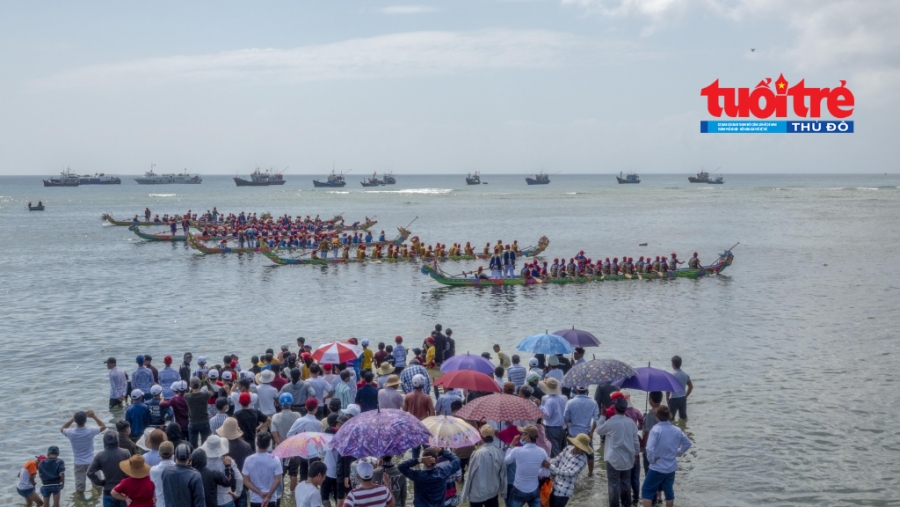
[2,173,899,506]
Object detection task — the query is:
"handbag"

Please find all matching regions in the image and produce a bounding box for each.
[540,477,554,507]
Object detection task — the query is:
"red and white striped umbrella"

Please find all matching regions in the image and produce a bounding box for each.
[312,341,362,364]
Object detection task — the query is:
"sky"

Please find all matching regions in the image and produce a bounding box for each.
[1,0,898,175]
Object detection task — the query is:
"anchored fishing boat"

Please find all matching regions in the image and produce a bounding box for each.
[466,172,482,185]
[313,168,348,188]
[234,168,287,186]
[526,172,550,185]
[382,172,396,185]
[43,169,80,187]
[420,247,736,287]
[616,172,641,184]
[135,167,202,184]
[707,175,725,184]
[360,173,385,187]
[689,170,711,183]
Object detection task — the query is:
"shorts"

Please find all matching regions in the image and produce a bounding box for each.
[17,487,35,498]
[299,457,321,481]
[321,477,339,504]
[41,484,63,497]
[337,478,350,499]
[286,457,300,477]
[641,470,675,501]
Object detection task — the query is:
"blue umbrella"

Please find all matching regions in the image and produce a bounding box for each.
[553,327,601,347]
[613,366,682,392]
[516,332,575,355]
[440,353,495,375]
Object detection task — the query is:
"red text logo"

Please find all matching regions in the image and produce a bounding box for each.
[701,74,854,119]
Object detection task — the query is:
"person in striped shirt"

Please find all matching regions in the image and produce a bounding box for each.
[506,356,527,388]
[344,462,395,507]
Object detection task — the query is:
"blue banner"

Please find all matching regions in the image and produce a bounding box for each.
[701,121,853,133]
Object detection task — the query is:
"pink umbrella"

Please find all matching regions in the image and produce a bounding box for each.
[455,394,544,422]
[312,341,362,364]
[271,432,333,459]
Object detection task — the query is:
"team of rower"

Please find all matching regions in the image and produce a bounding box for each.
[471,252,701,280]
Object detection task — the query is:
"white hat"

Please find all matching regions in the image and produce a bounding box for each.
[130,389,144,399]
[412,374,426,387]
[240,371,255,380]
[528,358,539,367]
[171,380,187,392]
[199,435,230,458]
[342,404,361,417]
[526,371,540,383]
[150,385,163,396]
[357,461,374,480]
[221,371,233,381]
[197,356,207,364]
[281,344,290,351]
[208,369,219,379]
[548,355,560,366]
[361,338,370,346]
[258,370,276,384]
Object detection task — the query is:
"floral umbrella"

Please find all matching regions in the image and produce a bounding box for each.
[332,409,432,458]
[454,393,544,422]
[562,359,637,388]
[421,416,482,449]
[272,432,333,459]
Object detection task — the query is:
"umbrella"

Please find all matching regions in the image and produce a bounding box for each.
[312,342,362,364]
[553,327,601,347]
[271,432,333,459]
[421,416,482,448]
[332,409,432,458]
[455,393,544,422]
[562,359,637,388]
[516,332,575,355]
[400,364,431,394]
[434,370,501,393]
[613,366,682,392]
[440,353,495,375]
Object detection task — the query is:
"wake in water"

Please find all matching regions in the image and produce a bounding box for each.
[149,193,176,197]
[364,188,452,194]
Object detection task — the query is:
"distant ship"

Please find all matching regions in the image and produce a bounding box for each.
[361,172,385,187]
[135,166,202,185]
[689,169,713,183]
[616,172,641,184]
[466,172,482,185]
[526,171,550,185]
[78,173,121,185]
[313,169,347,188]
[43,168,80,187]
[382,172,396,185]
[707,175,725,184]
[234,168,286,187]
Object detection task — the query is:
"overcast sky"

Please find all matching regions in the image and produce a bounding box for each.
[1,0,897,175]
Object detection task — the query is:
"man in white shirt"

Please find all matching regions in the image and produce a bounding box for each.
[150,442,176,507]
[296,461,328,507]
[242,432,283,507]
[288,399,325,437]
[60,410,107,493]
[256,370,280,417]
[503,425,549,507]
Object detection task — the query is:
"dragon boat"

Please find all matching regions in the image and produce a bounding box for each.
[187,233,312,255]
[103,214,165,227]
[420,247,736,286]
[410,236,549,260]
[259,227,413,265]
[334,218,378,232]
[129,226,223,243]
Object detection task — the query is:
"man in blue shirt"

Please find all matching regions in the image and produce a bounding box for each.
[642,406,691,507]
[125,390,150,442]
[399,447,460,507]
[502,245,517,278]
[666,356,693,420]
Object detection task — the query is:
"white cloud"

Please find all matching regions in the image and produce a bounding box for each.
[35,29,607,90]
[381,5,439,14]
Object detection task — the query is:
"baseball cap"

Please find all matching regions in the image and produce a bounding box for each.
[548,355,559,366]
[150,385,163,396]
[104,357,117,365]
[208,369,219,379]
[528,358,539,367]
[281,344,290,351]
[136,355,145,365]
[526,372,540,383]
[357,461,374,480]
[189,377,201,388]
[342,404,361,417]
[163,355,173,365]
[239,392,252,405]
[47,446,60,455]
[412,374,426,387]
[305,398,319,412]
[614,398,629,411]
[221,371,233,381]
[158,441,175,458]
[130,389,144,399]
[361,338,369,346]
[197,356,207,364]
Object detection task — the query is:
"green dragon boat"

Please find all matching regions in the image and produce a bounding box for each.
[129,226,223,242]
[420,248,736,286]
[259,227,413,265]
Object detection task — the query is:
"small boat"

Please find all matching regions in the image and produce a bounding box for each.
[421,248,736,287]
[129,226,222,242]
[313,168,348,188]
[707,175,725,184]
[526,172,550,185]
[616,172,641,184]
[234,168,286,187]
[135,166,202,184]
[28,201,45,211]
[688,170,710,183]
[43,168,80,187]
[466,172,482,185]
[382,173,396,185]
[78,173,121,185]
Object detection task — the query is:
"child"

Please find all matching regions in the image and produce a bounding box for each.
[296,461,328,507]
[37,446,64,507]
[16,456,44,507]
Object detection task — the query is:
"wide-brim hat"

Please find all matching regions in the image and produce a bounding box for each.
[199,435,230,458]
[257,370,276,384]
[385,374,401,387]
[216,417,244,440]
[119,455,152,479]
[538,378,562,396]
[568,433,593,455]
[378,363,394,376]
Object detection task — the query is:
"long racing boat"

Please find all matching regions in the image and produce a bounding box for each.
[129,226,223,242]
[420,248,736,286]
[259,227,413,265]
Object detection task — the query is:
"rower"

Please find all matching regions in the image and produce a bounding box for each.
[132,215,140,226]
[465,242,474,256]
[550,258,560,278]
[603,258,611,276]
[342,245,350,260]
[660,256,669,272]
[365,231,373,243]
[476,266,489,279]
[541,261,549,277]
[483,243,491,256]
[144,208,151,221]
[671,252,683,267]
[567,258,576,277]
[319,238,331,259]
[576,250,586,262]
[169,219,177,236]
[584,261,594,276]
[652,256,661,272]
[688,252,700,269]
[611,257,619,274]
[378,230,386,242]
[512,240,520,255]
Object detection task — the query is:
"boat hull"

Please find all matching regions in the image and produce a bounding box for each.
[526,179,549,185]
[79,178,121,184]
[29,205,45,211]
[234,177,286,186]
[616,177,640,184]
[360,182,383,187]
[688,177,707,183]
[129,226,221,242]
[313,181,347,188]
[43,180,79,187]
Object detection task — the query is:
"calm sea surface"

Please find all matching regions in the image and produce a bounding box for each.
[1,173,899,506]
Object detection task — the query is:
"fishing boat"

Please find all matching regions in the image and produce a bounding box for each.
[43,169,80,187]
[135,167,202,184]
[234,168,286,186]
[313,169,347,188]
[382,172,396,185]
[129,226,222,242]
[707,175,725,184]
[28,201,45,211]
[78,173,121,185]
[360,173,384,187]
[616,172,641,184]
[466,172,482,185]
[688,170,711,183]
[526,172,550,185]
[420,247,736,287]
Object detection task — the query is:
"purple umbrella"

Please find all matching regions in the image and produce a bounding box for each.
[440,353,495,375]
[332,409,432,458]
[613,366,682,392]
[553,327,601,347]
